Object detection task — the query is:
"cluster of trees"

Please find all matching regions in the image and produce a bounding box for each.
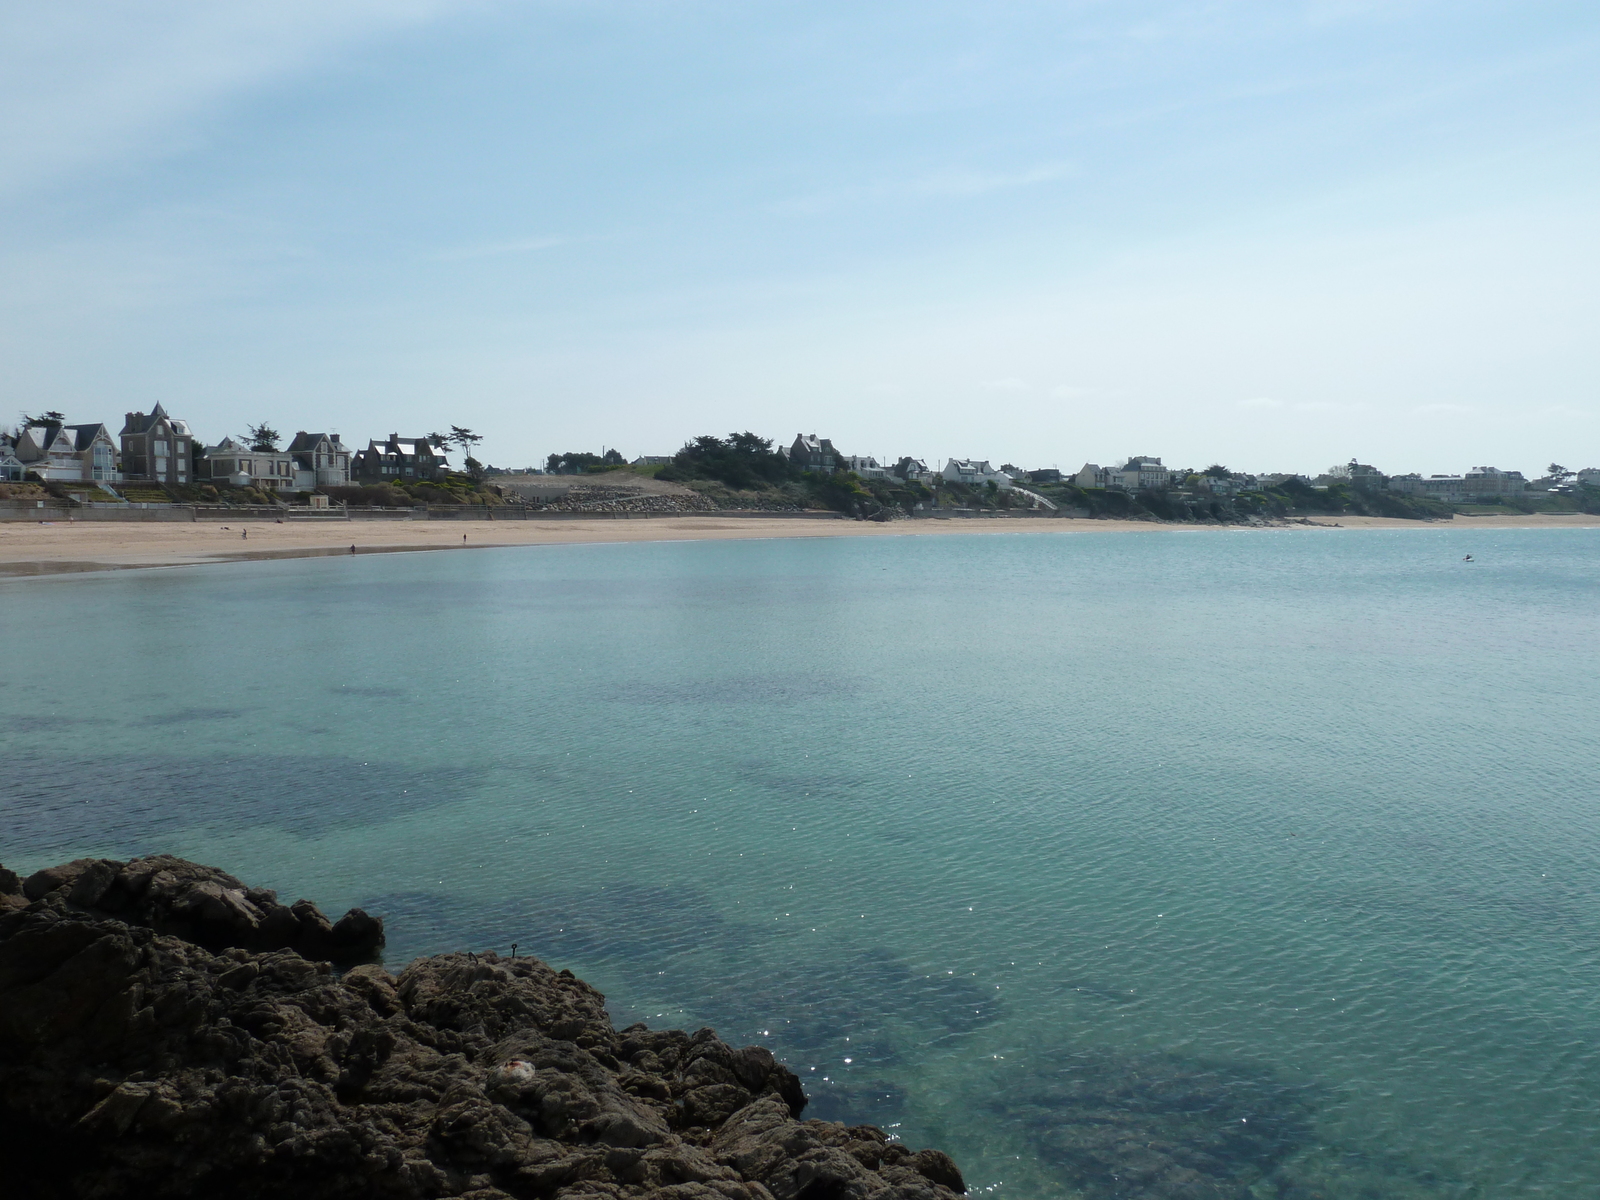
[546,449,624,474]
[659,433,933,518]
[659,433,795,488]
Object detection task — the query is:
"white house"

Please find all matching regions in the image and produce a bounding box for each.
[942,458,1013,489]
[844,455,893,480]
[1,440,25,482]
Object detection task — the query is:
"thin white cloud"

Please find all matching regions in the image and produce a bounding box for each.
[0,1,464,197]
[1237,396,1283,409]
[910,163,1073,197]
[430,236,572,262]
[774,161,1071,215]
[1293,400,1367,413]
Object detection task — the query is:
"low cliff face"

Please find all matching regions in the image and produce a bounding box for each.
[0,857,965,1200]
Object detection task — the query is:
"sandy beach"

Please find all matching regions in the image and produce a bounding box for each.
[1,510,1596,577]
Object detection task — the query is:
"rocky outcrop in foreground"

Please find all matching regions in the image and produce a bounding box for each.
[0,856,965,1200]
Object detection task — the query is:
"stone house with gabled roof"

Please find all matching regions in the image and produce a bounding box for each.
[286,432,352,489]
[198,437,296,491]
[120,404,193,485]
[788,434,840,472]
[353,434,449,483]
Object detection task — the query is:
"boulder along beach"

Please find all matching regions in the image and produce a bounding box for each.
[0,855,966,1200]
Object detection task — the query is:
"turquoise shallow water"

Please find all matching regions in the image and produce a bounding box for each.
[4,527,1599,1197]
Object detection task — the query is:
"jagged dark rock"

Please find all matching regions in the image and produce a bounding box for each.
[6,854,384,962]
[0,856,966,1199]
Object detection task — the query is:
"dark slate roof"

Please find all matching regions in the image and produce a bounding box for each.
[65,423,110,451]
[287,432,325,452]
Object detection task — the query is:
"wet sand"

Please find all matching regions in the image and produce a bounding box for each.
[1,511,1595,577]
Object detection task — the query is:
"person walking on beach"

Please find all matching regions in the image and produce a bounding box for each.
[349,544,356,555]
[241,529,247,540]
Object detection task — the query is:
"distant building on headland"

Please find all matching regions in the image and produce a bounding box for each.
[943,458,1013,489]
[844,455,893,480]
[894,457,937,485]
[1073,457,1170,492]
[1389,466,1526,501]
[788,434,840,472]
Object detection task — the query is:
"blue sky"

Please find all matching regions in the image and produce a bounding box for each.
[2,1,1596,474]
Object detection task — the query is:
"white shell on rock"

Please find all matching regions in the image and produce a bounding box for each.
[494,1059,537,1085]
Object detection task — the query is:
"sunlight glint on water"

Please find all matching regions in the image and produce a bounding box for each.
[4,527,1598,1197]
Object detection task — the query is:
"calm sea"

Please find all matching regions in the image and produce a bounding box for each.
[4,527,1598,1198]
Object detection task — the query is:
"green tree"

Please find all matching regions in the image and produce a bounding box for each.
[672,432,795,488]
[547,451,606,474]
[21,410,65,428]
[1203,464,1230,478]
[1548,463,1572,483]
[246,423,281,451]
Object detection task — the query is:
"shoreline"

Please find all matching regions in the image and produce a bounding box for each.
[2,510,1597,578]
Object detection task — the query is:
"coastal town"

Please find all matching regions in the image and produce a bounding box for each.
[2,407,1597,523]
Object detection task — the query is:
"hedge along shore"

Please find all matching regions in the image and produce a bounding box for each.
[2,511,1597,578]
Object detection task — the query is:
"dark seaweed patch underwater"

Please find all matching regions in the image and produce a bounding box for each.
[952,1044,1460,1200]
[364,884,1459,1198]
[11,529,1592,1198]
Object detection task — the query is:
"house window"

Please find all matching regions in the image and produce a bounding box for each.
[154,439,169,455]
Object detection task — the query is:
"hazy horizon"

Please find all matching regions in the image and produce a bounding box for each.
[2,1,1596,477]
